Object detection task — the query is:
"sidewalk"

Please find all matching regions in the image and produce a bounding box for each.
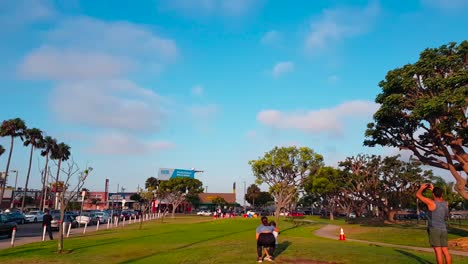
[0,224,103,250]
[314,224,468,257]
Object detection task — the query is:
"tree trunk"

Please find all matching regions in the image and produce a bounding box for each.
[0,137,14,207]
[40,153,49,211]
[386,209,396,223]
[274,201,282,227]
[21,145,34,211]
[54,160,62,209]
[58,195,65,253]
[171,203,177,218]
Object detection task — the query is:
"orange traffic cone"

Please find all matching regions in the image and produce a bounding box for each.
[339,227,346,241]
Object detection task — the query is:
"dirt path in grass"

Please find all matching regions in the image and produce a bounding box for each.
[314,224,468,257]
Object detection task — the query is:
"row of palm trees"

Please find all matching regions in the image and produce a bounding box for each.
[0,118,71,211]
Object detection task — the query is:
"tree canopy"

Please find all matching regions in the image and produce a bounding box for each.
[157,177,204,217]
[249,146,324,224]
[145,177,159,189]
[364,41,468,199]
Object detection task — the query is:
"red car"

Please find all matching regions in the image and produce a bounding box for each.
[290,211,305,217]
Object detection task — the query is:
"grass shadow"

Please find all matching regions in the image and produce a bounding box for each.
[274,240,291,258]
[448,227,468,237]
[395,249,432,264]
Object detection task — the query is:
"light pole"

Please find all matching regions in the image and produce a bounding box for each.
[243,181,246,212]
[9,170,18,209]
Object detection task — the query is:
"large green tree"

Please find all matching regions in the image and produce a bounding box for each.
[40,136,57,210]
[21,128,44,211]
[364,41,468,199]
[305,166,344,221]
[0,118,26,206]
[157,177,204,218]
[249,146,324,224]
[339,154,433,222]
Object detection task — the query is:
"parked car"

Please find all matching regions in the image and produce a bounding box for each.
[0,214,17,238]
[196,210,212,216]
[120,211,132,220]
[51,214,79,230]
[94,212,111,224]
[75,214,91,225]
[24,211,44,223]
[290,211,305,217]
[7,211,26,225]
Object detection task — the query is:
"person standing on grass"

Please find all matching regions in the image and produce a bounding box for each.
[42,209,53,240]
[416,183,452,264]
[256,216,275,262]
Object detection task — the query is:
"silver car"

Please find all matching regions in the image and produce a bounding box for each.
[24,211,44,223]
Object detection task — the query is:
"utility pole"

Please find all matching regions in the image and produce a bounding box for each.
[243,181,246,212]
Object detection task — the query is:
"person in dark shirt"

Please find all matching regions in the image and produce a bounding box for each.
[255,216,275,262]
[42,209,53,240]
[416,183,452,264]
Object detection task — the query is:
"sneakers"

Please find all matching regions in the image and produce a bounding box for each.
[264,256,274,262]
[257,258,263,263]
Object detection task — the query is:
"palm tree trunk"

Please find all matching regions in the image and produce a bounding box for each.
[0,136,14,207]
[40,153,49,211]
[54,160,62,209]
[21,145,34,211]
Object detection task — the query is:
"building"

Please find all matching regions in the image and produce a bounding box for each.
[198,193,238,211]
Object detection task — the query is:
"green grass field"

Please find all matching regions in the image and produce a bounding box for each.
[0,216,467,263]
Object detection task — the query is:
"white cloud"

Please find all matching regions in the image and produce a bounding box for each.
[305,1,379,52]
[19,47,130,80]
[89,133,175,155]
[257,100,379,135]
[19,16,178,80]
[46,16,178,61]
[422,0,468,10]
[192,85,204,96]
[0,0,56,26]
[261,30,281,45]
[50,80,167,133]
[189,104,220,120]
[158,0,262,17]
[271,61,294,78]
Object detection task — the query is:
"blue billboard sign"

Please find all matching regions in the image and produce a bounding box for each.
[158,168,195,180]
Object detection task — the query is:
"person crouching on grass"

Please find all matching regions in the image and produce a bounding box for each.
[256,216,275,262]
[416,183,452,264]
[264,221,279,259]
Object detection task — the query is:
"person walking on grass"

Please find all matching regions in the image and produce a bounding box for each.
[256,216,275,262]
[416,183,452,264]
[42,209,53,240]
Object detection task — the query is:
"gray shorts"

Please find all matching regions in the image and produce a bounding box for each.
[427,227,448,247]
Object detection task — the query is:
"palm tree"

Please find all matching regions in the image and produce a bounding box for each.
[40,136,57,211]
[0,118,26,206]
[21,128,44,211]
[50,142,71,209]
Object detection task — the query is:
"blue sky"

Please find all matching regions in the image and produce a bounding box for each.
[0,0,467,203]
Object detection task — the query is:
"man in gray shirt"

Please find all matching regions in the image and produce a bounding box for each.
[416,183,451,264]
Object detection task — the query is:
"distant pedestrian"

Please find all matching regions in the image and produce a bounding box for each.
[416,183,452,264]
[256,216,275,262]
[43,209,53,240]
